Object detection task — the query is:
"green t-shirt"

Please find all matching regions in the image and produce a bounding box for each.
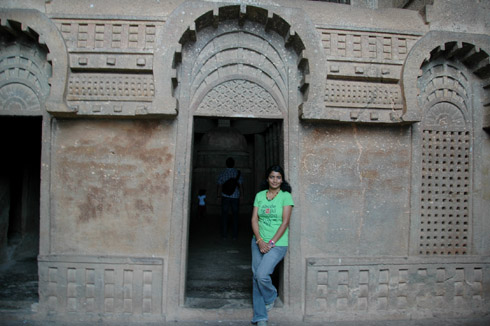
[254,189,294,246]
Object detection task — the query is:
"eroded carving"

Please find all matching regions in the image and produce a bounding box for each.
[417,60,472,255]
[319,28,420,63]
[195,80,280,117]
[55,19,161,51]
[306,258,489,316]
[0,42,51,115]
[310,28,423,123]
[325,80,403,110]
[39,255,164,315]
[68,73,155,100]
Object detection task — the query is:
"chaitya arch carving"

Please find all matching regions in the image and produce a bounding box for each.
[402,31,490,127]
[0,41,51,115]
[156,1,326,118]
[409,33,490,256]
[0,9,70,115]
[171,5,307,119]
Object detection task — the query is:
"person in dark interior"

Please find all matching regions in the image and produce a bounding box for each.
[197,188,207,220]
[217,157,243,240]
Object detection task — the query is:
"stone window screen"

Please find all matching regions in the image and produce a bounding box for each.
[416,60,473,256]
[419,126,471,255]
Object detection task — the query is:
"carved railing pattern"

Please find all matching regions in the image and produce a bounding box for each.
[55,19,161,52]
[52,18,164,116]
[306,257,489,320]
[314,26,422,123]
[39,255,164,316]
[67,73,155,101]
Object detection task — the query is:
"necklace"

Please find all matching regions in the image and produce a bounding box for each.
[266,190,280,201]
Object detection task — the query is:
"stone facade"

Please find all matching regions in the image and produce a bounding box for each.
[0,0,489,323]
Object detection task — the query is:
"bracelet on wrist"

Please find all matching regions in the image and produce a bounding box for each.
[256,238,263,244]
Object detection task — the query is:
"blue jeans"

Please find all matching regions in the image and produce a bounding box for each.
[221,197,239,239]
[251,238,288,323]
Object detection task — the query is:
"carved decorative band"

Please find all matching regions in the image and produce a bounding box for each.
[317,28,420,64]
[54,19,163,52]
[325,80,403,109]
[67,73,155,101]
[38,255,163,316]
[306,257,489,320]
[196,80,282,118]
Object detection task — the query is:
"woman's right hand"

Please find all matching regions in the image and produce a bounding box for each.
[258,240,270,254]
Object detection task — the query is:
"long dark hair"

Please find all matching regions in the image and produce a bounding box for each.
[259,165,292,193]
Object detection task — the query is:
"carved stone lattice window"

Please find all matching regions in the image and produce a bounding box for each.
[417,60,472,255]
[419,126,470,255]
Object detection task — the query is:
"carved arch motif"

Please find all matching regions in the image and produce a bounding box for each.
[402,31,490,125]
[172,5,308,118]
[0,9,70,114]
[408,33,490,256]
[0,41,51,115]
[414,52,482,256]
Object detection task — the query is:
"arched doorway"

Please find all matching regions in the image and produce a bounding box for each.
[170,5,306,315]
[0,34,51,308]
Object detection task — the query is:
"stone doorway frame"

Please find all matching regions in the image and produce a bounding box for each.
[168,112,296,322]
[185,116,286,309]
[164,4,307,321]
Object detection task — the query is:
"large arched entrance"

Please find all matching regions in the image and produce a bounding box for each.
[168,4,306,318]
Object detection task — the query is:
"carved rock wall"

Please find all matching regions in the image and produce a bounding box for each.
[305,27,422,123]
[305,257,490,321]
[38,255,164,320]
[53,18,164,116]
[0,0,489,323]
[0,41,51,115]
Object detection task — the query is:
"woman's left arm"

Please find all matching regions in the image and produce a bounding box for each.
[270,205,293,244]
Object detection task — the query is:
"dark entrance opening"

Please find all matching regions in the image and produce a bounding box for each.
[0,116,42,311]
[185,117,283,309]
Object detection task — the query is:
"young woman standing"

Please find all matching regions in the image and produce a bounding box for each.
[250,165,294,326]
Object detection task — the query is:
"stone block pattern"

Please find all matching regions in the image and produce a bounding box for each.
[53,18,164,116]
[39,255,163,316]
[57,21,158,51]
[305,257,489,321]
[67,73,155,101]
[313,27,422,123]
[324,80,403,109]
[319,29,419,63]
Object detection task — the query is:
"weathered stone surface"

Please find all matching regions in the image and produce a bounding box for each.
[305,256,490,321]
[38,255,164,319]
[0,0,489,324]
[299,123,411,256]
[50,119,175,256]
